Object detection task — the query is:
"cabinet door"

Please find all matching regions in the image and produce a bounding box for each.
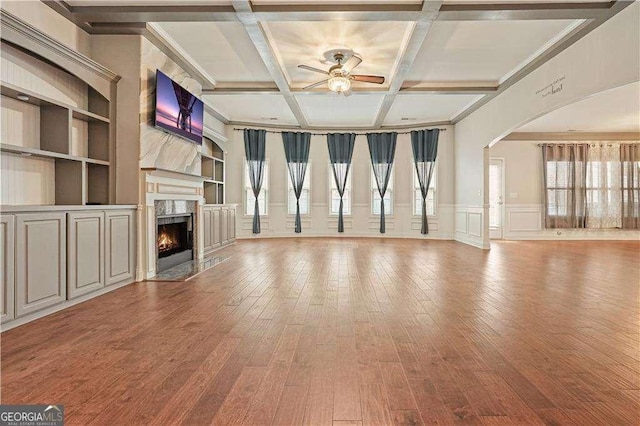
[202,207,213,253]
[0,215,15,323]
[16,212,66,317]
[212,208,221,246]
[220,208,229,244]
[228,207,236,240]
[105,210,135,286]
[68,211,105,299]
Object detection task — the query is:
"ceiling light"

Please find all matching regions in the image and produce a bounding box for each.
[17,94,30,101]
[328,75,351,93]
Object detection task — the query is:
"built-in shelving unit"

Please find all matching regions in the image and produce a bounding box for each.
[201,137,225,204]
[0,80,111,206]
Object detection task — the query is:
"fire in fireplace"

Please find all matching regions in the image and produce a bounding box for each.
[156,214,194,272]
[157,223,186,256]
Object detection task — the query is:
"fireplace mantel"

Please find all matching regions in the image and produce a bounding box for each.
[139,169,205,280]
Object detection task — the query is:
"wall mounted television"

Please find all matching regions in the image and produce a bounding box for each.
[154,69,204,145]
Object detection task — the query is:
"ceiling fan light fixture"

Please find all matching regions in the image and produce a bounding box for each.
[328,75,351,93]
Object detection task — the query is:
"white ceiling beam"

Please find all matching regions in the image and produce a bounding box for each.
[231,0,309,127]
[145,23,217,90]
[437,2,613,21]
[57,2,616,24]
[372,1,442,128]
[203,84,497,96]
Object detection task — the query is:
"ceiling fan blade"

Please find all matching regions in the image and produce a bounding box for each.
[302,79,328,90]
[341,55,362,74]
[298,64,329,75]
[351,75,385,84]
[342,89,353,97]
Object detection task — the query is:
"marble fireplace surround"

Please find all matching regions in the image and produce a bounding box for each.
[140,169,205,280]
[155,200,196,272]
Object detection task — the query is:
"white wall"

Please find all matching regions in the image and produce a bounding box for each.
[1,1,91,56]
[225,126,455,239]
[490,139,639,240]
[454,3,640,248]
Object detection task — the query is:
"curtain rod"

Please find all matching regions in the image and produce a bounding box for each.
[535,142,631,147]
[233,127,446,136]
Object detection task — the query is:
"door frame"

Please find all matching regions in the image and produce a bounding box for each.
[489,157,505,239]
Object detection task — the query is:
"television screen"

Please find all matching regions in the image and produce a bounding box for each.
[154,69,204,145]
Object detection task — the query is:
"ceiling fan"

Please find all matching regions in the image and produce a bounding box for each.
[298,52,385,96]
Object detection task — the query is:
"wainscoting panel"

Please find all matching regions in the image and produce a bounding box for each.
[468,213,483,237]
[454,206,488,249]
[507,206,543,232]
[455,211,467,234]
[503,204,640,240]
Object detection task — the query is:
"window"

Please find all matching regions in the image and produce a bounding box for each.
[372,166,393,215]
[329,164,351,215]
[245,160,269,216]
[586,160,617,210]
[413,165,436,216]
[545,160,572,217]
[288,164,311,215]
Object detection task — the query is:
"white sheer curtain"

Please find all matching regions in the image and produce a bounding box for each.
[586,142,621,228]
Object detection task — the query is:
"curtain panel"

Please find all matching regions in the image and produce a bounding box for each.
[542,143,588,229]
[282,132,311,233]
[244,129,266,234]
[411,129,439,234]
[327,133,356,233]
[367,132,397,234]
[621,143,640,229]
[586,143,622,229]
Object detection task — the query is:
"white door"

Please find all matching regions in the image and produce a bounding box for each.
[489,158,504,239]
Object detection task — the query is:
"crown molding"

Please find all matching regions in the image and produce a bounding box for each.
[227,119,452,132]
[503,132,640,141]
[204,102,230,125]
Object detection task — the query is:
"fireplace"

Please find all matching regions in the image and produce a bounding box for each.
[157,214,194,272]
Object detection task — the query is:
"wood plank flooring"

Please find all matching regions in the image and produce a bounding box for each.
[1,239,639,425]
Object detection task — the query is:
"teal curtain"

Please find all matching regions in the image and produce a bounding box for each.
[411,129,439,234]
[367,132,397,234]
[282,132,311,233]
[327,133,356,233]
[244,129,266,234]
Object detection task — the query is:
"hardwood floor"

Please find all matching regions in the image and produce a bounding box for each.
[1,239,639,425]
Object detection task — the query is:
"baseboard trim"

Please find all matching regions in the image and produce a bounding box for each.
[455,234,490,249]
[237,233,454,241]
[503,233,640,241]
[1,278,135,332]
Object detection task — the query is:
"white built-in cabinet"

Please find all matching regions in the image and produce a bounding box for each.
[15,212,67,317]
[0,215,16,323]
[105,210,136,286]
[0,207,136,327]
[202,205,237,255]
[68,211,105,298]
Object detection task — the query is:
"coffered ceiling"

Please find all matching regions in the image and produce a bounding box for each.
[48,0,633,129]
